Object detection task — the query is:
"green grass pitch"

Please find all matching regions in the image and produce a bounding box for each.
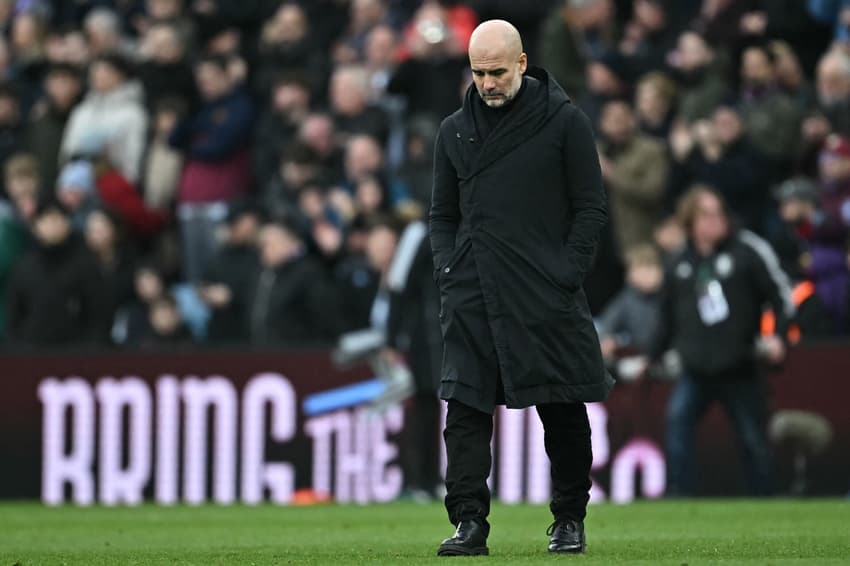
[1,500,848,565]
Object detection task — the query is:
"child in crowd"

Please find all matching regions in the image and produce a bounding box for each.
[596,244,664,360]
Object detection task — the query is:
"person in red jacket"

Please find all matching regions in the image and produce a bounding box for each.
[56,157,167,241]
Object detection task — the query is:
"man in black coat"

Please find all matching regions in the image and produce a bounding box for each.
[430,20,613,557]
[5,200,110,347]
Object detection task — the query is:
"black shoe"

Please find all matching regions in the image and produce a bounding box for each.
[437,519,489,556]
[547,519,585,554]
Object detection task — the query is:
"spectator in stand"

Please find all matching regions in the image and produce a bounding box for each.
[60,53,147,184]
[666,31,729,125]
[137,21,197,112]
[818,134,850,224]
[199,200,261,345]
[255,3,328,103]
[736,44,803,179]
[330,65,389,145]
[84,207,137,332]
[619,0,678,78]
[815,49,850,137]
[57,156,167,240]
[56,158,97,230]
[298,112,344,184]
[388,2,468,125]
[169,53,256,281]
[364,25,398,101]
[334,0,389,64]
[253,75,312,189]
[581,50,634,127]
[597,99,668,253]
[246,220,342,346]
[343,133,408,207]
[539,0,615,100]
[3,153,39,225]
[770,176,848,333]
[769,40,816,112]
[262,142,323,232]
[669,106,771,232]
[113,261,168,346]
[738,1,832,78]
[635,71,677,140]
[142,97,186,212]
[139,294,194,348]
[84,8,132,58]
[9,8,48,112]
[5,199,110,347]
[597,243,664,360]
[24,62,82,191]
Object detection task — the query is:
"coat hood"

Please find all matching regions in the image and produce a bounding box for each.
[461,65,571,119]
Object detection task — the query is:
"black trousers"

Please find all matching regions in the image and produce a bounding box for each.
[443,399,592,536]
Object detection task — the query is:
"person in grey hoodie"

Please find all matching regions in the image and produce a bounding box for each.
[596,243,664,358]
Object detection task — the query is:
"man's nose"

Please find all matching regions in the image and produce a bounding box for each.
[483,77,496,90]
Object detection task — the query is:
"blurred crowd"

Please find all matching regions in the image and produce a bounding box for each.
[0,0,849,350]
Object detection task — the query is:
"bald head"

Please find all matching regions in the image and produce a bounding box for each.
[469,19,523,59]
[468,20,527,108]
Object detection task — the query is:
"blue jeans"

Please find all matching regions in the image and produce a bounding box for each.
[665,374,773,496]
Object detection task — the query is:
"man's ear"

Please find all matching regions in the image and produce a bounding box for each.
[519,53,528,74]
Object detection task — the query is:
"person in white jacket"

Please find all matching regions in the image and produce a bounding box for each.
[60,53,148,184]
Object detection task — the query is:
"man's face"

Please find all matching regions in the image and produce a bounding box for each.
[692,192,729,246]
[272,83,309,115]
[674,32,709,72]
[259,225,298,268]
[196,62,230,101]
[816,57,850,106]
[33,210,72,246]
[345,136,382,179]
[146,0,182,20]
[712,107,742,146]
[46,72,81,110]
[741,48,774,88]
[469,42,526,108]
[600,102,634,145]
[366,225,396,273]
[90,61,122,93]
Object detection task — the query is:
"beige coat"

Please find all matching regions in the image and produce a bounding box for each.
[603,136,668,254]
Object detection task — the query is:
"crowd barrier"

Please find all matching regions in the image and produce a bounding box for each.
[1,344,847,504]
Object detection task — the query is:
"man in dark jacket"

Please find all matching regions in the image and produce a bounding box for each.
[247,220,341,346]
[430,20,612,557]
[5,200,110,347]
[24,63,83,192]
[200,200,262,344]
[650,186,792,496]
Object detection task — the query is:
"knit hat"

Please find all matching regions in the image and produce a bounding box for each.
[57,160,95,195]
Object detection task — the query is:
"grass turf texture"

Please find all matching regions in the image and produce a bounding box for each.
[1,500,848,565]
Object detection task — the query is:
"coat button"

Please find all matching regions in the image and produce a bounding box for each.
[444,267,451,273]
[456,132,461,138]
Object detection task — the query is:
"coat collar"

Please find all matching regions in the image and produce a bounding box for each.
[456,66,571,179]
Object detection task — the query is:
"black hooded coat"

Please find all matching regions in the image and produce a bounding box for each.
[430,66,614,414]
